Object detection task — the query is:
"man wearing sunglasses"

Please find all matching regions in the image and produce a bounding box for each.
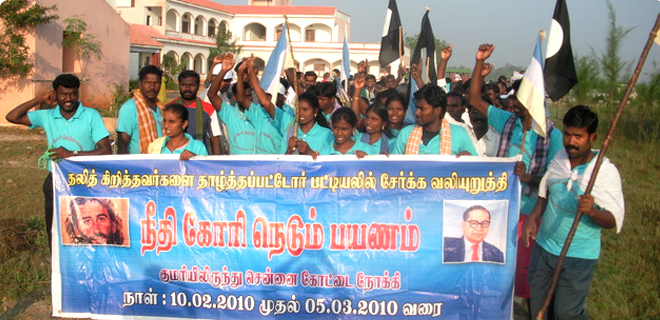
[444,205,504,263]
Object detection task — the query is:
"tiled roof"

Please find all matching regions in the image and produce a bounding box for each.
[162,36,216,46]
[130,24,164,47]
[228,5,337,16]
[178,0,233,13]
[177,0,337,16]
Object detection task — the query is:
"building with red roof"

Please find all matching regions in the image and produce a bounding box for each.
[117,0,398,80]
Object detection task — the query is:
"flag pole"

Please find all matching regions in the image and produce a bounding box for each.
[536,10,660,320]
[398,25,403,59]
[283,15,300,139]
[518,30,545,158]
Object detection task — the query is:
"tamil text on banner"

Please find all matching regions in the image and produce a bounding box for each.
[52,155,520,319]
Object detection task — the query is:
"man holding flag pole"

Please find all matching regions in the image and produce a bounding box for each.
[469,42,563,312]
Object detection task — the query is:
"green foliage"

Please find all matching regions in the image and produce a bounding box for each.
[599,0,632,103]
[209,29,242,59]
[162,51,187,85]
[62,15,102,60]
[0,0,58,78]
[404,34,448,66]
[572,53,602,104]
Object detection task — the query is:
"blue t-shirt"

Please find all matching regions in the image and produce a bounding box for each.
[319,139,378,155]
[390,124,477,155]
[487,105,563,214]
[249,104,288,154]
[536,154,605,259]
[356,132,394,155]
[158,133,209,156]
[218,101,257,155]
[116,98,163,154]
[28,104,109,171]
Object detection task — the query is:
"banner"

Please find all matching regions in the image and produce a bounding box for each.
[52,155,520,319]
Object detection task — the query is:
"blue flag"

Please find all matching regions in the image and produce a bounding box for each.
[260,23,290,101]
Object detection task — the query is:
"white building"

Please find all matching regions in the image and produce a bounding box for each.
[116,0,405,80]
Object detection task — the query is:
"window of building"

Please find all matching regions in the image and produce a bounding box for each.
[314,64,324,74]
[305,29,315,42]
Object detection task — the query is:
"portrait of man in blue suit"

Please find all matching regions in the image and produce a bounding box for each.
[444,205,504,263]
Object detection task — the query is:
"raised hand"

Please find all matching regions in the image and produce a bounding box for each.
[475,44,495,61]
[441,43,453,61]
[481,63,493,78]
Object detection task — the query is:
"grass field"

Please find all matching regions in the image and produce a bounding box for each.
[0,106,658,319]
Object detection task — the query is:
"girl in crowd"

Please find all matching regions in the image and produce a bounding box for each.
[358,104,394,154]
[318,107,377,157]
[285,92,332,156]
[148,103,208,160]
[385,94,409,138]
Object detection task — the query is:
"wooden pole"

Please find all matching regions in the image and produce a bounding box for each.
[283,15,300,139]
[536,10,660,320]
[398,25,403,59]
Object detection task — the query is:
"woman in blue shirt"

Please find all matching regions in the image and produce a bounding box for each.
[285,92,332,155]
[318,107,376,157]
[385,94,410,138]
[148,103,208,159]
[357,104,395,154]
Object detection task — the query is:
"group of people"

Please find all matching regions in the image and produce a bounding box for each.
[6,43,625,320]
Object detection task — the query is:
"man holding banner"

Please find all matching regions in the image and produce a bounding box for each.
[5,74,111,248]
[391,83,476,156]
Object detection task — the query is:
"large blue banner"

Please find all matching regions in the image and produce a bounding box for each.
[52,155,520,319]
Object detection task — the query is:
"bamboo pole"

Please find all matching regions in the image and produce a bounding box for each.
[398,25,403,59]
[536,10,660,320]
[283,15,300,141]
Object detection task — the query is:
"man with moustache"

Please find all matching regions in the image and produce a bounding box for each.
[168,70,223,155]
[66,197,125,245]
[117,65,164,154]
[5,74,111,247]
[523,105,624,319]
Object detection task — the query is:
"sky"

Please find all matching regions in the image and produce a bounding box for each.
[217,0,660,80]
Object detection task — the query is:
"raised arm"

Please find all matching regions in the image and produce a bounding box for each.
[6,90,56,126]
[437,43,453,80]
[235,59,252,110]
[468,44,495,115]
[204,55,223,87]
[208,55,235,111]
[351,73,367,130]
[246,56,276,118]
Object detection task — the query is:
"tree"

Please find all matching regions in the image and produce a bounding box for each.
[600,0,632,102]
[209,29,242,59]
[161,51,187,86]
[62,15,102,60]
[404,34,448,65]
[572,52,602,104]
[0,0,58,78]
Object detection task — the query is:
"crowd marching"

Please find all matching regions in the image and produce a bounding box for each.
[6,40,625,320]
